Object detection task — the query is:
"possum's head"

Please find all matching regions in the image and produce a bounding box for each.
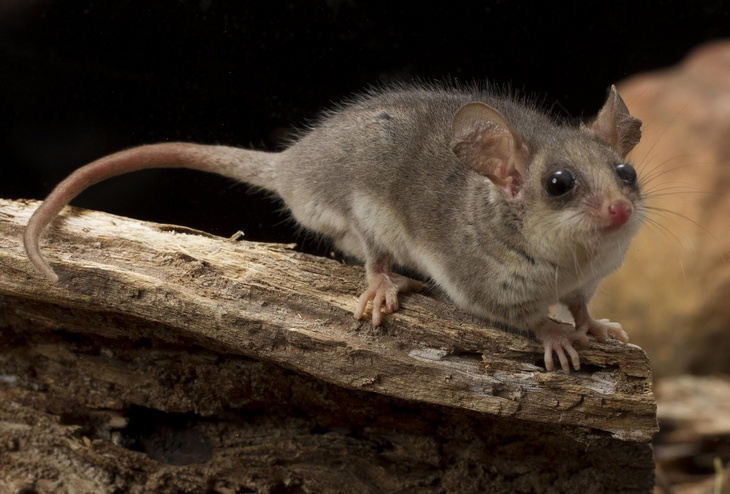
[450,86,644,272]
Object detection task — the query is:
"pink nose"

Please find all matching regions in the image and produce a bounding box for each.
[608,200,632,226]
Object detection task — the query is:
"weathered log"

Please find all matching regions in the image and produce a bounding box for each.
[0,198,657,492]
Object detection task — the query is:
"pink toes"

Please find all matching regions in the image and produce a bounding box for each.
[534,320,589,372]
[354,274,400,326]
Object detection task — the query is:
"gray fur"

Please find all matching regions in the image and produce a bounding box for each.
[24,84,644,371]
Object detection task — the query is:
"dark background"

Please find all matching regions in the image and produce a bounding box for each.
[2,0,729,247]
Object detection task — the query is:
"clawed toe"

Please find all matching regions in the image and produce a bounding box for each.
[354,281,399,326]
[534,320,588,372]
[586,318,629,343]
[353,268,422,326]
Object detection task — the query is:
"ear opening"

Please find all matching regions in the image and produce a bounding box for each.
[451,102,528,198]
[589,85,642,158]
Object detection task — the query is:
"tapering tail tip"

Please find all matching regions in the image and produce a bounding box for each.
[23,214,60,284]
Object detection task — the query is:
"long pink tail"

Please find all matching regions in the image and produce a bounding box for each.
[24,142,275,282]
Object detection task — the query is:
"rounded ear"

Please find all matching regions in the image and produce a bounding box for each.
[588,85,642,158]
[451,102,527,199]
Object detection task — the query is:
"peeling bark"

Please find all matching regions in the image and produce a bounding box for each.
[0,199,656,493]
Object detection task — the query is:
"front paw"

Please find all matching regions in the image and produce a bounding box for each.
[533,319,589,372]
[582,318,629,343]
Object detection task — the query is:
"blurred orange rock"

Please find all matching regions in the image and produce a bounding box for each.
[592,40,730,376]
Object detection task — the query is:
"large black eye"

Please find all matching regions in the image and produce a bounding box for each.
[614,163,637,187]
[544,169,576,197]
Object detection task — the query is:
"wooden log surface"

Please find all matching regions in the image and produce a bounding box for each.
[0,198,656,442]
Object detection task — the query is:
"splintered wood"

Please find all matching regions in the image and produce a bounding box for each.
[0,198,657,492]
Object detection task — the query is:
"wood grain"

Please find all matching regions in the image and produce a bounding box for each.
[0,198,657,440]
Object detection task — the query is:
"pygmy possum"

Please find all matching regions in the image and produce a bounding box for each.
[24,83,643,372]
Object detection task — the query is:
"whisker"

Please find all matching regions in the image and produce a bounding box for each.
[641,215,682,244]
[640,216,689,280]
[643,205,718,239]
[571,246,582,281]
[644,182,707,195]
[644,192,702,201]
[639,167,715,203]
[637,154,694,182]
[631,103,693,165]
